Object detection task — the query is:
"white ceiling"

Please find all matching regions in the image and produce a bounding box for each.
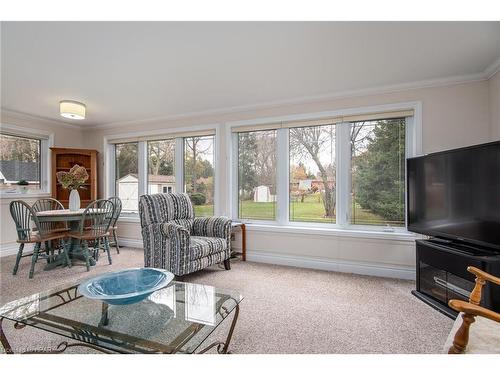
[1,22,500,127]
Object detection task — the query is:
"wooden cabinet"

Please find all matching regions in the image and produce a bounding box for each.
[50,148,98,208]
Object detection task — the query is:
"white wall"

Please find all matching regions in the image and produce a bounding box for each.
[0,111,85,255]
[80,79,494,279]
[490,71,500,140]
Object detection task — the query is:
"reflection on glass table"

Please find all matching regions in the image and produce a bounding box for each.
[185,283,216,325]
[0,281,242,354]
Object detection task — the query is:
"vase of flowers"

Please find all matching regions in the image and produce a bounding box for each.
[56,165,89,211]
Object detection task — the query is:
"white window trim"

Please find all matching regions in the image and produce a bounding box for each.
[336,122,351,228]
[0,123,54,198]
[103,123,221,218]
[226,101,422,236]
[276,128,289,225]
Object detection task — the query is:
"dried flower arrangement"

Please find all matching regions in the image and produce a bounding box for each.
[56,164,89,190]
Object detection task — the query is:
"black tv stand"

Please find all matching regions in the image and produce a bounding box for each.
[429,237,453,245]
[413,239,500,318]
[411,290,458,319]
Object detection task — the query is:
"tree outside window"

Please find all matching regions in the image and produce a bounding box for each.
[350,118,406,226]
[0,134,41,190]
[238,130,277,220]
[289,125,336,223]
[184,136,215,217]
[147,139,175,195]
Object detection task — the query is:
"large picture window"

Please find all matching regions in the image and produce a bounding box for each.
[232,109,414,231]
[289,124,336,223]
[0,133,41,191]
[237,130,277,220]
[115,142,139,213]
[184,135,215,217]
[350,118,406,227]
[110,132,217,218]
[147,139,175,195]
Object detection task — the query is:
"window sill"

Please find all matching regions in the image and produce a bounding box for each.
[244,223,419,242]
[0,192,51,200]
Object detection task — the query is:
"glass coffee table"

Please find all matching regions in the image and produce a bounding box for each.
[0,281,242,354]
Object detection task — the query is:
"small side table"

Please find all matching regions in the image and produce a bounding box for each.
[231,222,246,261]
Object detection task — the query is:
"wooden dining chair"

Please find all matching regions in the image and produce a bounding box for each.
[32,198,68,261]
[9,200,70,279]
[68,199,115,271]
[107,196,122,254]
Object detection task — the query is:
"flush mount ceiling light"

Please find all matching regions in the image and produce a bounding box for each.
[59,100,86,120]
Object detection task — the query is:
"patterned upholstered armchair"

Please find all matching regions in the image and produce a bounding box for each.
[139,193,232,276]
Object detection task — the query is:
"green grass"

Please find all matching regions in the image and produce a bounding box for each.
[238,201,275,221]
[194,204,214,217]
[194,194,404,226]
[238,193,403,226]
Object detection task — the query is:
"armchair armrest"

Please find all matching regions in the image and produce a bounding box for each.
[141,222,190,274]
[192,217,232,239]
[161,222,190,238]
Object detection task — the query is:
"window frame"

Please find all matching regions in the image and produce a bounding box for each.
[228,102,422,234]
[183,134,216,217]
[113,141,140,215]
[346,117,408,229]
[0,123,53,198]
[236,129,279,222]
[288,123,338,226]
[104,124,220,219]
[146,138,176,195]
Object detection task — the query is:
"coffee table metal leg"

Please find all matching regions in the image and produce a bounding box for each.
[99,302,109,327]
[0,317,114,354]
[0,318,14,354]
[198,304,240,354]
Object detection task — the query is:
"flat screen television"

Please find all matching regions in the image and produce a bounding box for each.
[407,141,500,250]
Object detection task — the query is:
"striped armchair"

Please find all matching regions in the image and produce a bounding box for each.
[139,193,232,276]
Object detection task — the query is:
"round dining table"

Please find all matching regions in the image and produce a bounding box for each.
[35,209,97,270]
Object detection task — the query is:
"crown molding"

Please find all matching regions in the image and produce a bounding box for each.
[484,56,500,79]
[0,108,85,130]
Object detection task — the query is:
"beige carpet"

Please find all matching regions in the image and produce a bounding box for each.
[0,247,453,354]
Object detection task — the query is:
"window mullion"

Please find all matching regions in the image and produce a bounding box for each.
[404,116,414,228]
[175,138,184,193]
[40,138,48,192]
[138,141,147,197]
[213,125,222,216]
[276,128,289,225]
[231,132,239,219]
[107,143,116,197]
[336,122,351,227]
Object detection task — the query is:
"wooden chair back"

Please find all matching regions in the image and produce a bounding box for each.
[9,200,43,242]
[78,199,115,238]
[32,198,67,232]
[108,196,122,228]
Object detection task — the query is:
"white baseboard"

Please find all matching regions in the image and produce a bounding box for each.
[246,250,416,280]
[0,242,22,257]
[118,236,414,280]
[118,238,144,249]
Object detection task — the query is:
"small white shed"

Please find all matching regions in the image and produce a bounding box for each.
[117,174,139,211]
[254,185,274,203]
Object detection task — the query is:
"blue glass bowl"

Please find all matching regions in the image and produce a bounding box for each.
[77,268,174,305]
